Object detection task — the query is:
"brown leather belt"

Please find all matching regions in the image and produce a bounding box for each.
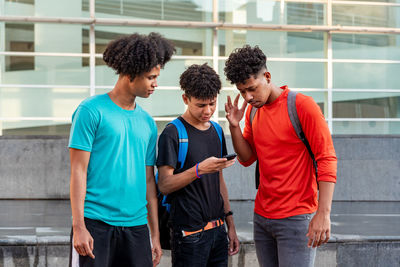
[182,219,224,237]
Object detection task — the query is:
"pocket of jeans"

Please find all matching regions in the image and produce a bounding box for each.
[181,231,203,244]
[84,218,109,234]
[286,214,312,221]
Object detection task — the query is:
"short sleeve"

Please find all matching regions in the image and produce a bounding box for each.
[156,124,179,169]
[145,119,158,166]
[68,105,99,152]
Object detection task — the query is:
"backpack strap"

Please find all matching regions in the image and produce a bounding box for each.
[170,118,189,169]
[210,120,223,157]
[157,118,189,213]
[287,91,318,181]
[249,106,260,189]
[249,106,258,125]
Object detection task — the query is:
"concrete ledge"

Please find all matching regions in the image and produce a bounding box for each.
[1,241,400,267]
[1,200,399,266]
[0,245,69,267]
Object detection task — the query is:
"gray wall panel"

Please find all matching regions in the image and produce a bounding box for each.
[0,136,399,201]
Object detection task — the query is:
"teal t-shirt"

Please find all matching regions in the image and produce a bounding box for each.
[68,94,157,226]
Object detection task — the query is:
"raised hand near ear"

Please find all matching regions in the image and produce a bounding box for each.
[225,94,247,127]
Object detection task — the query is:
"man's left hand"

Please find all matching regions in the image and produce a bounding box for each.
[306,212,331,248]
[151,236,162,266]
[228,226,240,255]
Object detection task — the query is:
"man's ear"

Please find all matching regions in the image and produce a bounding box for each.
[182,94,189,105]
[264,71,271,83]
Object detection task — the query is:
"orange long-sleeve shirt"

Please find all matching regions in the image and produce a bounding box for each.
[239,87,337,219]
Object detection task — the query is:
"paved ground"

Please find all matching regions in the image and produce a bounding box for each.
[0,200,399,245]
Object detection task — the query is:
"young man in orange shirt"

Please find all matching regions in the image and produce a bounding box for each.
[224,45,337,267]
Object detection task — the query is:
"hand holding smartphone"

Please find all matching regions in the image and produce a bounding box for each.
[222,153,237,160]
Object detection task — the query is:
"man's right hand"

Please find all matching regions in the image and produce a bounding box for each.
[225,94,248,127]
[73,225,95,259]
[198,157,235,175]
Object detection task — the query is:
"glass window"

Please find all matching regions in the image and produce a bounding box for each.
[1,56,90,85]
[95,0,213,22]
[94,26,213,56]
[333,63,400,89]
[333,92,400,118]
[333,34,400,60]
[94,88,186,120]
[4,23,89,54]
[286,2,325,25]
[3,0,88,17]
[219,60,325,88]
[96,58,212,87]
[333,4,400,27]
[219,0,325,25]
[0,86,89,117]
[333,121,400,135]
[137,90,186,118]
[218,30,324,58]
[0,86,89,135]
[220,0,282,24]
[333,0,400,3]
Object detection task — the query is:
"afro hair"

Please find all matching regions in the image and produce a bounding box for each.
[224,45,267,85]
[180,63,221,100]
[103,32,175,81]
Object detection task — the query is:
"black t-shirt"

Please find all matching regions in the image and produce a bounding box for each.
[156,117,227,231]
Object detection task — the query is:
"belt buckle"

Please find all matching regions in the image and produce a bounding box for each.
[212,219,220,228]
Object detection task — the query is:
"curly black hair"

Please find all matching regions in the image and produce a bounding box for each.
[103,32,175,81]
[224,45,267,85]
[180,64,221,100]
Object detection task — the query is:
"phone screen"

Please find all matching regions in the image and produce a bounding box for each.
[223,153,237,160]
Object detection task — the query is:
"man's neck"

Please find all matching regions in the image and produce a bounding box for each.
[108,78,136,110]
[181,112,210,131]
[266,83,284,104]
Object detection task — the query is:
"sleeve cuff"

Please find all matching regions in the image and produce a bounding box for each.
[68,144,92,152]
[238,155,257,167]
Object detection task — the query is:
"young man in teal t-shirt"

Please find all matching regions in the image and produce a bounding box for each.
[68,33,174,267]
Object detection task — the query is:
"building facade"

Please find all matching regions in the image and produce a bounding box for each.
[1,0,400,135]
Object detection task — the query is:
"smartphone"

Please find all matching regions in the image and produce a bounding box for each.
[223,153,237,160]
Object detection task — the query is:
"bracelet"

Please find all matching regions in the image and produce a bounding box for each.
[195,163,201,179]
[224,211,233,217]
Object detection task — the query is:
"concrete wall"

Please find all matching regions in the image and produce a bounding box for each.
[0,135,399,201]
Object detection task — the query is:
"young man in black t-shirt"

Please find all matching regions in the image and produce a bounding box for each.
[157,64,240,266]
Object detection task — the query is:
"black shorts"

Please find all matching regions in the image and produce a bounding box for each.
[69,218,152,267]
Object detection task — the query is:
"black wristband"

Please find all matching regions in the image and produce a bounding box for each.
[224,211,233,217]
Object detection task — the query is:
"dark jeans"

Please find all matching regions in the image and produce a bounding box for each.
[69,218,152,267]
[254,212,316,267]
[171,225,228,267]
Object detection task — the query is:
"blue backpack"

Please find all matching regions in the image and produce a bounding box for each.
[155,118,223,249]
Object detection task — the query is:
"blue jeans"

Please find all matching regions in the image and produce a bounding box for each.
[171,225,228,267]
[253,212,316,267]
